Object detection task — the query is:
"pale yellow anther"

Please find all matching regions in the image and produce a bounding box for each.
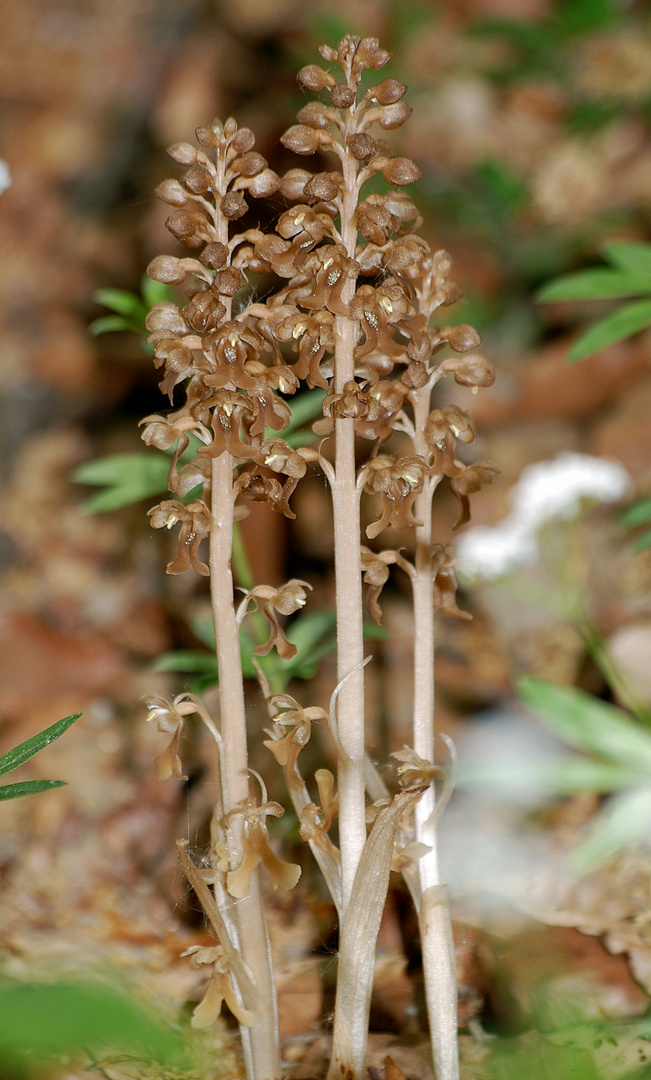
[292,323,306,339]
[379,296,393,314]
[166,514,179,529]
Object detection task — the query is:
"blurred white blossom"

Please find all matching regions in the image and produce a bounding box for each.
[456,452,632,580]
[0,160,11,195]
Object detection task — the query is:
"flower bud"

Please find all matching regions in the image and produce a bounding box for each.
[280,169,311,201]
[231,127,256,153]
[281,125,321,155]
[304,172,341,201]
[243,168,280,198]
[331,85,355,108]
[298,64,336,90]
[147,255,186,285]
[184,165,213,194]
[374,101,413,129]
[155,179,188,207]
[195,127,217,148]
[378,157,421,185]
[167,142,197,166]
[442,354,495,388]
[442,324,482,352]
[348,133,380,161]
[233,151,267,178]
[370,78,407,104]
[220,191,248,219]
[317,43,338,62]
[297,102,333,130]
[356,37,392,69]
[199,242,228,270]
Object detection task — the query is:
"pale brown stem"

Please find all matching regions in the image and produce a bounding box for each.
[210,453,280,1080]
[410,387,459,1080]
[331,134,366,915]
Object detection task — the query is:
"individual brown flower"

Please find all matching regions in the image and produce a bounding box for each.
[354,379,408,446]
[432,546,472,620]
[360,455,430,539]
[391,746,445,790]
[235,470,293,519]
[182,945,255,1029]
[139,412,211,492]
[202,321,265,391]
[242,361,296,439]
[300,246,360,317]
[263,694,328,776]
[198,389,258,459]
[424,405,476,479]
[349,281,412,363]
[225,795,301,899]
[449,461,500,530]
[360,545,412,623]
[144,692,205,781]
[148,499,212,575]
[440,353,495,389]
[251,439,318,515]
[299,769,339,856]
[274,309,335,389]
[239,580,312,659]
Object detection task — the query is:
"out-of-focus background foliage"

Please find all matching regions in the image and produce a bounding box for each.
[3,0,651,1076]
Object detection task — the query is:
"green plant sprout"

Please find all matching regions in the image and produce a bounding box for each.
[537,242,651,550]
[0,713,80,802]
[536,241,651,362]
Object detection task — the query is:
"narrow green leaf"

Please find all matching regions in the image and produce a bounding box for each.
[458,754,641,795]
[0,978,196,1072]
[568,299,651,361]
[283,389,327,434]
[73,452,168,487]
[633,529,651,553]
[73,453,170,513]
[89,314,135,337]
[516,677,651,773]
[0,714,81,778]
[536,269,651,303]
[150,651,219,676]
[603,242,651,278]
[621,496,651,527]
[93,288,147,319]
[572,786,651,870]
[0,780,67,801]
[141,275,174,308]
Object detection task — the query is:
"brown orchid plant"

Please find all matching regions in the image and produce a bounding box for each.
[142,34,497,1080]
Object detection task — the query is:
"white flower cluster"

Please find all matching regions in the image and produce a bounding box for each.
[456,452,633,581]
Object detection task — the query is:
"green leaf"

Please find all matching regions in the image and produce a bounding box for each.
[536,269,651,303]
[93,288,147,320]
[284,389,326,434]
[458,754,641,796]
[572,786,651,870]
[0,977,197,1073]
[140,275,174,308]
[568,299,651,361]
[73,453,170,513]
[150,651,219,676]
[0,780,67,801]
[621,496,651,527]
[603,242,651,278]
[633,529,651,553]
[516,677,651,774]
[89,314,136,337]
[0,713,80,779]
